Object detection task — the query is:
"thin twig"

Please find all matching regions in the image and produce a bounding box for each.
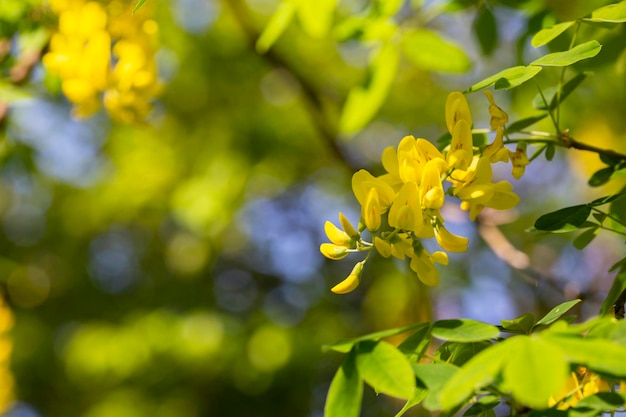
[222,0,356,171]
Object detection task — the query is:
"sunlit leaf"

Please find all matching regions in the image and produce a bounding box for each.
[0,81,33,102]
[533,205,591,233]
[397,323,432,360]
[530,41,602,67]
[501,337,568,409]
[394,387,428,417]
[376,0,405,16]
[325,349,363,417]
[574,393,626,414]
[600,264,626,315]
[256,1,296,53]
[439,340,511,411]
[432,319,499,342]
[413,363,459,411]
[473,7,498,56]
[531,21,574,47]
[585,1,626,23]
[402,28,472,73]
[435,341,491,366]
[339,42,399,136]
[465,66,542,92]
[324,322,428,353]
[544,334,626,376]
[534,299,581,328]
[355,340,416,399]
[296,0,336,38]
[500,312,535,334]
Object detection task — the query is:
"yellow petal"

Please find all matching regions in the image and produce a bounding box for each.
[324,221,351,246]
[339,212,359,240]
[320,243,349,260]
[409,251,440,286]
[445,91,472,134]
[331,261,364,294]
[363,188,381,231]
[435,225,469,252]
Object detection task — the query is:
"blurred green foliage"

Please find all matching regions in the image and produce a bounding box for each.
[0,0,625,416]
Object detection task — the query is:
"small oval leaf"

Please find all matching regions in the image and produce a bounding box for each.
[432,319,499,342]
[325,349,363,417]
[586,1,626,23]
[534,205,591,233]
[530,40,602,67]
[466,66,542,92]
[531,21,575,47]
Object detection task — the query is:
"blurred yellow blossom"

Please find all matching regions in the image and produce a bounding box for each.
[43,0,160,122]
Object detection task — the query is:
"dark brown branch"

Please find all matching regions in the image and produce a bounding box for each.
[222,0,355,171]
[561,132,626,162]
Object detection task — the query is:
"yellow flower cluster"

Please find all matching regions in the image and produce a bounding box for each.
[321,91,527,293]
[43,0,160,122]
[0,297,14,413]
[549,367,625,410]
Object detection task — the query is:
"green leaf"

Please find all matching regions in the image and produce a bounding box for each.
[533,205,591,233]
[436,341,491,366]
[324,322,428,353]
[256,1,296,54]
[585,1,626,23]
[532,73,587,110]
[402,28,472,73]
[506,114,548,133]
[609,257,626,273]
[589,191,626,206]
[464,395,500,416]
[545,143,556,161]
[0,81,33,103]
[397,323,431,361]
[325,349,363,417]
[531,21,575,47]
[588,166,615,187]
[133,0,148,13]
[465,66,542,93]
[339,42,399,135]
[574,392,626,414]
[609,191,626,227]
[544,334,626,377]
[413,363,459,411]
[501,337,569,409]
[530,40,602,67]
[296,0,336,38]
[600,264,626,315]
[534,299,581,329]
[431,319,499,342]
[473,7,498,56]
[355,340,416,399]
[394,387,428,417]
[500,312,535,334]
[439,340,510,411]
[572,226,599,250]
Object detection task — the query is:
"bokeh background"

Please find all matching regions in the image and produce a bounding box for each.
[1,0,626,416]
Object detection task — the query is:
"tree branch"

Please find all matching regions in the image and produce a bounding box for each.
[222,0,356,171]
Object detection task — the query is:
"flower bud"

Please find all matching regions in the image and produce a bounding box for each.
[331,261,365,294]
[320,243,349,260]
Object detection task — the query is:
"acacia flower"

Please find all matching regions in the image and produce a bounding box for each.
[388,182,422,232]
[331,261,365,294]
[445,91,472,134]
[447,119,473,170]
[484,90,509,129]
[409,248,448,286]
[483,127,510,163]
[509,146,530,179]
[435,224,469,252]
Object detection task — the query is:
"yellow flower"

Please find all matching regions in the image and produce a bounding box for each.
[509,146,530,179]
[484,90,509,129]
[320,243,349,260]
[409,248,446,286]
[420,160,445,210]
[324,221,352,246]
[331,261,365,294]
[435,224,469,252]
[339,212,359,240]
[549,367,612,410]
[447,119,473,170]
[445,91,472,134]
[483,127,510,163]
[388,181,423,232]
